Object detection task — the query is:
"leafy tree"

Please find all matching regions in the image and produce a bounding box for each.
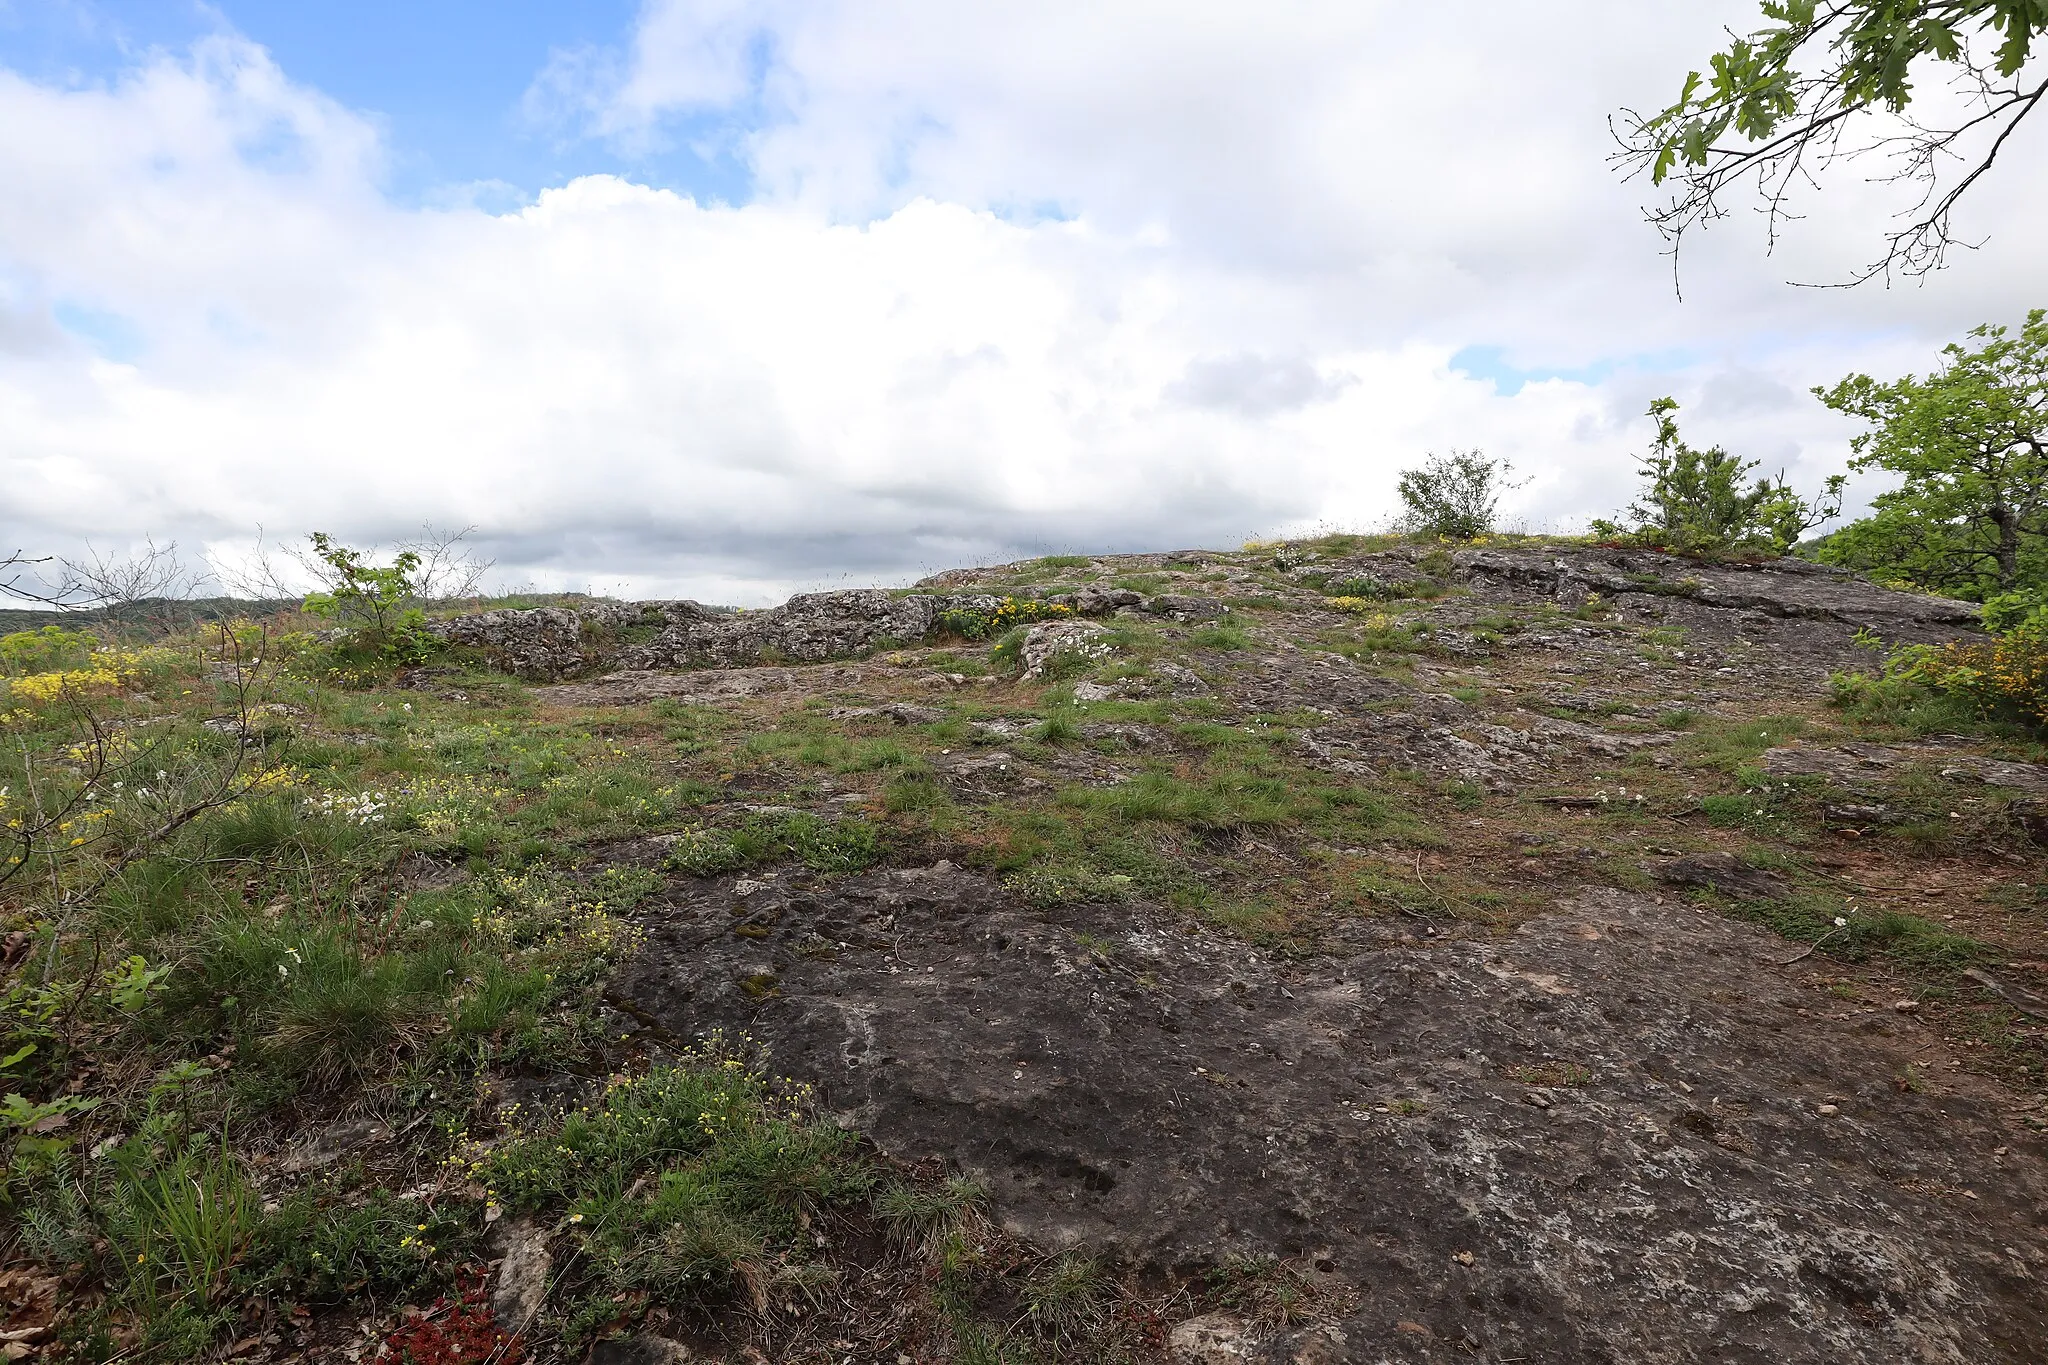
[1596,397,1843,553]
[1616,1,2048,282]
[1812,308,2048,600]
[1395,450,1522,539]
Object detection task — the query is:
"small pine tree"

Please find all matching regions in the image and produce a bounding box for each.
[1595,398,1841,553]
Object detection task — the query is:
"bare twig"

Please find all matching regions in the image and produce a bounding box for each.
[1,550,100,609]
[397,523,495,603]
[21,625,275,1001]
[59,537,209,609]
[208,527,305,603]
[1779,925,1847,966]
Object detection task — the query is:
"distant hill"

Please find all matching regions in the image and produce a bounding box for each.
[0,592,613,638]
[0,596,301,636]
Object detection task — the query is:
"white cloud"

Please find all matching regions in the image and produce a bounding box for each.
[2,9,2045,601]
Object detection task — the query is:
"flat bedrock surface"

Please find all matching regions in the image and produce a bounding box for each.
[614,867,2048,1364]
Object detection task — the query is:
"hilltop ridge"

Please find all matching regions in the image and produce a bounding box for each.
[4,534,2046,1364]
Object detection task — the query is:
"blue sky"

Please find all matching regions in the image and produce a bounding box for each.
[0,0,754,205]
[1449,345,1708,398]
[5,2,1694,394]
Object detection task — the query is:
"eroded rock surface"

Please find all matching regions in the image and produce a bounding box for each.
[1763,742,2048,796]
[1451,546,1979,636]
[613,867,2048,1363]
[430,588,1179,681]
[1020,619,1114,679]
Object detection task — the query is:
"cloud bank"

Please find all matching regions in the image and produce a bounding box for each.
[2,4,2045,602]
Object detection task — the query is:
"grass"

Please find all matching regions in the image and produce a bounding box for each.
[1188,621,1252,650]
[663,810,886,877]
[1005,861,1135,907]
[1676,713,1811,771]
[0,630,783,1348]
[14,1137,476,1353]
[1015,1253,1115,1350]
[874,1177,987,1249]
[1059,768,1348,833]
[1828,666,2046,743]
[1692,885,1990,971]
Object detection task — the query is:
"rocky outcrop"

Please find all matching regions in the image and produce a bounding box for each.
[1019,619,1115,679]
[1449,546,1980,634]
[1762,743,2048,795]
[619,590,938,672]
[426,545,1976,682]
[1654,851,1793,901]
[423,601,701,681]
[425,587,1230,681]
[425,593,937,682]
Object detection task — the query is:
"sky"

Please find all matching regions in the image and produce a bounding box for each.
[1,1,2044,603]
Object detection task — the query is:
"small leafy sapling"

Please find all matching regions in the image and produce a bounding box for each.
[301,533,420,635]
[108,955,172,1013]
[300,533,437,665]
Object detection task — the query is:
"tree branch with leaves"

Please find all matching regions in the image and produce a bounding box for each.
[1615,1,2048,285]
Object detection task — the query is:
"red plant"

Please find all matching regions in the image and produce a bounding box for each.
[381,1273,523,1365]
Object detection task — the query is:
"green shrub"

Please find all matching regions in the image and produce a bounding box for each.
[936,597,1074,641]
[1863,626,2048,728]
[1395,450,1519,539]
[288,533,445,683]
[0,626,101,676]
[1592,397,1841,553]
[480,1052,872,1305]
